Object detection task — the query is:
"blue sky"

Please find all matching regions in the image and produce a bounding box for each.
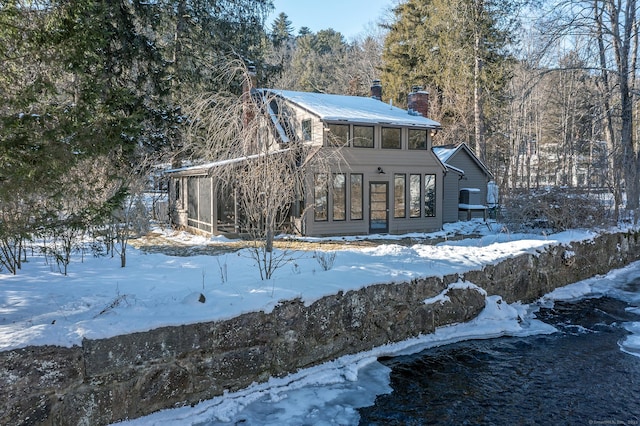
[267,0,394,40]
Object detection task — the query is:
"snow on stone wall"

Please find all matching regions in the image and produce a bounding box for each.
[2,230,640,425]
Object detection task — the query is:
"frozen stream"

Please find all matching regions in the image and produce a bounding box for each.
[119,262,640,425]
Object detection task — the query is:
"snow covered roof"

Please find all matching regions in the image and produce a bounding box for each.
[432,146,457,163]
[433,144,494,179]
[432,146,464,174]
[260,89,441,128]
[165,149,291,175]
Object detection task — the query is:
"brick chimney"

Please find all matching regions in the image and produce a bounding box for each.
[370,79,382,101]
[243,65,257,95]
[242,65,258,129]
[407,85,429,117]
[242,64,261,153]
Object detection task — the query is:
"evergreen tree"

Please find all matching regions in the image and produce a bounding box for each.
[287,28,348,93]
[267,12,295,82]
[0,1,138,272]
[271,12,294,48]
[298,26,312,37]
[0,0,274,271]
[147,0,273,162]
[381,0,518,160]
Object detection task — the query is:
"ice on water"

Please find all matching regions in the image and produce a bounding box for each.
[119,261,640,425]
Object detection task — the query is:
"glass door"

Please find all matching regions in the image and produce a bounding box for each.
[369,182,389,233]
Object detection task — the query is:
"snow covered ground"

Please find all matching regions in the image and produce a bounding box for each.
[119,293,558,426]
[2,219,637,425]
[0,219,595,351]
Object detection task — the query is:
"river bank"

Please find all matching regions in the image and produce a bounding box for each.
[2,225,639,424]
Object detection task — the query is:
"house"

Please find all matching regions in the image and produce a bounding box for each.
[433,143,496,222]
[166,81,494,237]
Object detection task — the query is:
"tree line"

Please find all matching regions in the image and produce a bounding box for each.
[380,0,640,224]
[264,1,639,222]
[0,0,272,273]
[1,0,638,274]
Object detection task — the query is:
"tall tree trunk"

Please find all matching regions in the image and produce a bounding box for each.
[170,0,187,169]
[473,0,486,162]
[595,0,622,218]
[610,0,639,213]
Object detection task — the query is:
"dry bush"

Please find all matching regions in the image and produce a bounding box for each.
[501,187,613,232]
[314,250,337,271]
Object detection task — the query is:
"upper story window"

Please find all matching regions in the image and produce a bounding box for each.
[302,119,312,141]
[382,127,401,149]
[409,129,427,150]
[353,125,374,148]
[327,123,349,146]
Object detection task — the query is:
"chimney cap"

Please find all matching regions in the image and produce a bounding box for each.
[370,79,383,101]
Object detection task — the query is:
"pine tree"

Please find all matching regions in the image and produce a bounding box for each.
[271,12,294,48]
[381,0,517,160]
[148,0,273,162]
[287,29,348,93]
[0,0,275,271]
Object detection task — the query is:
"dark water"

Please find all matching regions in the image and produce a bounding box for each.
[359,297,640,425]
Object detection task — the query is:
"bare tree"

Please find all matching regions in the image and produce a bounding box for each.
[0,196,33,275]
[536,0,639,219]
[107,154,155,268]
[184,60,339,279]
[38,154,123,275]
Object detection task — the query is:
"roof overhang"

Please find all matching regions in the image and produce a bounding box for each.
[164,149,291,177]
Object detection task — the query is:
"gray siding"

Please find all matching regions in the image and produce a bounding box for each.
[442,169,462,223]
[167,96,448,237]
[447,150,491,220]
[303,146,445,236]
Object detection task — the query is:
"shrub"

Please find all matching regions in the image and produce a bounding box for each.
[315,250,337,271]
[501,187,612,232]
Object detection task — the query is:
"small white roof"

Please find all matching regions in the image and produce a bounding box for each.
[433,143,494,179]
[261,89,441,128]
[165,149,290,175]
[432,146,457,163]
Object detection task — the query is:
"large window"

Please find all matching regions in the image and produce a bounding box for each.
[382,127,401,149]
[187,177,198,222]
[327,123,349,146]
[333,173,346,221]
[353,125,374,148]
[174,179,183,210]
[302,119,312,141]
[409,129,427,150]
[350,174,363,220]
[394,174,406,218]
[314,173,328,221]
[424,174,436,217]
[186,177,213,233]
[409,174,421,218]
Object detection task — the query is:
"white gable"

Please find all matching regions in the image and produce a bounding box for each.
[260,89,441,128]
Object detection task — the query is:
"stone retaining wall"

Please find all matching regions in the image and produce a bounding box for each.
[3,230,640,425]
